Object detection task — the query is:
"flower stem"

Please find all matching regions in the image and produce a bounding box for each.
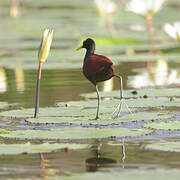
[146,15,154,53]
[105,15,116,37]
[34,62,43,118]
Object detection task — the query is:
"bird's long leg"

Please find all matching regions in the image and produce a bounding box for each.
[112,75,132,118]
[95,84,100,120]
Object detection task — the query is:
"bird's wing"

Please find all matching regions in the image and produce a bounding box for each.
[83,54,113,77]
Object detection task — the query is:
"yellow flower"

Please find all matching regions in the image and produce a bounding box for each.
[38,29,54,63]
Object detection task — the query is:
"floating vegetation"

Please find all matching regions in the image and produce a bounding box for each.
[81,88,180,99]
[0,105,113,118]
[25,112,171,125]
[0,98,173,120]
[144,121,180,131]
[0,127,151,140]
[0,142,88,155]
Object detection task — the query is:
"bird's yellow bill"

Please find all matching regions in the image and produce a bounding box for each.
[76,45,82,51]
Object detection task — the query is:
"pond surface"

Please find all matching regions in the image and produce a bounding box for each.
[0,0,180,179]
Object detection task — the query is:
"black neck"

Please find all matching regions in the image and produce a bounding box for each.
[84,46,95,61]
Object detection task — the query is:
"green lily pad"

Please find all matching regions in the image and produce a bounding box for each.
[0,105,114,119]
[94,36,143,46]
[82,88,180,99]
[0,97,177,120]
[0,127,151,140]
[0,142,88,155]
[64,97,180,109]
[26,112,171,125]
[145,141,180,152]
[144,121,180,131]
[127,97,180,108]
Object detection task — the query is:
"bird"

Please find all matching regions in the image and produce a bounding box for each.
[76,38,131,120]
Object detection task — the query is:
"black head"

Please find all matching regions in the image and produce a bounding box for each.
[82,38,95,49]
[82,38,95,54]
[76,38,96,56]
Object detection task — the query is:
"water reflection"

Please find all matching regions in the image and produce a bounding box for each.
[121,139,125,168]
[103,78,114,92]
[107,140,126,168]
[86,141,126,171]
[128,59,180,88]
[14,68,25,93]
[10,0,20,19]
[0,67,7,93]
[40,153,48,169]
[40,153,57,179]
[0,60,178,108]
[86,142,117,172]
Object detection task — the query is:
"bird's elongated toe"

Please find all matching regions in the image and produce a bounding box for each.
[112,98,132,119]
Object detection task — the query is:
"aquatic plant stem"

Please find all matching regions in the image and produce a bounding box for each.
[146,15,154,53]
[105,15,117,37]
[146,15,153,70]
[34,62,43,118]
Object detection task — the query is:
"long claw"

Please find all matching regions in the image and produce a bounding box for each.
[112,98,132,119]
[112,99,122,119]
[123,100,132,114]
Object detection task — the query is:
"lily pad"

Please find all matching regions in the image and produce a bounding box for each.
[0,99,128,119]
[25,112,171,125]
[0,105,112,118]
[0,97,176,120]
[0,142,88,155]
[145,141,180,152]
[0,127,151,140]
[82,88,180,99]
[144,121,180,131]
[94,36,143,46]
[127,97,180,108]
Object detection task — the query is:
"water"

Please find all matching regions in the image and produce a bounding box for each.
[0,0,180,179]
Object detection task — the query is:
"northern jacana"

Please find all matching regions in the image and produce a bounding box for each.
[76,38,131,119]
